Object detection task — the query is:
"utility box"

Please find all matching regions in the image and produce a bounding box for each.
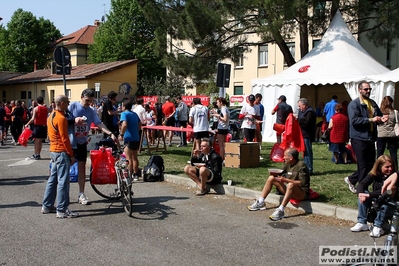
[224,142,260,168]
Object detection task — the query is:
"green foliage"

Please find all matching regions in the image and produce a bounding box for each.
[88,0,166,93]
[0,9,61,72]
[137,0,399,82]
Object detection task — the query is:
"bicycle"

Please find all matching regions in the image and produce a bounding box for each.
[89,138,133,216]
[340,190,399,266]
[114,156,133,216]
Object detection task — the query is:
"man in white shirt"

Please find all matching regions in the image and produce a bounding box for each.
[239,94,260,142]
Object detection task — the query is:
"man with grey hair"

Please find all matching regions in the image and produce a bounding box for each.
[248,147,310,221]
[296,98,316,175]
[43,95,78,218]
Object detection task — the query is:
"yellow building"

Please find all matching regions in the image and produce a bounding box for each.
[0,59,138,105]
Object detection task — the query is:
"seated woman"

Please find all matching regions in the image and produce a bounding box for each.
[350,155,397,237]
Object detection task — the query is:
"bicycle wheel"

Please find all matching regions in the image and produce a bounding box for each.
[121,181,133,216]
[89,166,121,200]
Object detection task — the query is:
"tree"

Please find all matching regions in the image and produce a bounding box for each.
[137,0,399,82]
[0,9,61,72]
[88,0,166,95]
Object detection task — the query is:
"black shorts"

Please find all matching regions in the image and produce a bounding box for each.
[126,141,139,151]
[194,131,209,139]
[195,168,222,185]
[73,143,88,162]
[243,128,255,142]
[217,129,228,135]
[32,125,47,139]
[165,117,175,127]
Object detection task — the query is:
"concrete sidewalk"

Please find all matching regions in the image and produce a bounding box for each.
[164,174,358,222]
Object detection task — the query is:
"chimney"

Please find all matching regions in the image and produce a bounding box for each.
[34,59,38,71]
[94,20,101,27]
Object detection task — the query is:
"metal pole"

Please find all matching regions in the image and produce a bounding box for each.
[61,47,67,95]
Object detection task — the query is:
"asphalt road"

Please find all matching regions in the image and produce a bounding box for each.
[0,141,389,266]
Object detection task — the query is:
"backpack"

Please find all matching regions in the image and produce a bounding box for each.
[143,155,164,182]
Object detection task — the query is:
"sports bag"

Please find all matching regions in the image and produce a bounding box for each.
[143,155,164,182]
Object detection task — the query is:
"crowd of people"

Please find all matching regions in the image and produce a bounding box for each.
[1,81,398,230]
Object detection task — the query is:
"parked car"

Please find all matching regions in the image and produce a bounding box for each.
[228,108,243,140]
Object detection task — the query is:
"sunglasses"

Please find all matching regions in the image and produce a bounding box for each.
[362,88,372,91]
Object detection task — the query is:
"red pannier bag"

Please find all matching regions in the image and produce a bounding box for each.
[270,143,285,162]
[90,147,117,184]
[18,127,33,147]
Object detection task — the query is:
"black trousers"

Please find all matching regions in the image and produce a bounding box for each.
[348,138,375,185]
[179,121,187,145]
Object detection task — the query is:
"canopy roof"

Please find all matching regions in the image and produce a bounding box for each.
[368,67,399,83]
[252,11,390,87]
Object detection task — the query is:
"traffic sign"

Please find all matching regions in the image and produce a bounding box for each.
[53,46,71,66]
[95,83,100,92]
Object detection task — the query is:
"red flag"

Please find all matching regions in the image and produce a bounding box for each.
[280,114,305,153]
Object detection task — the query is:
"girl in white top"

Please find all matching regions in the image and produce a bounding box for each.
[145,104,156,145]
[213,97,230,159]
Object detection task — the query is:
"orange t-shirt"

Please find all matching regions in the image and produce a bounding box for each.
[47,110,73,157]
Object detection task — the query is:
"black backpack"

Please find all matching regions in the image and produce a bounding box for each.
[143,155,164,182]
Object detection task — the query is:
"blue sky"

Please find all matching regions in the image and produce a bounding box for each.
[1,0,111,36]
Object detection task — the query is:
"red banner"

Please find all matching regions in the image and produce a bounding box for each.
[137,96,158,105]
[182,95,210,107]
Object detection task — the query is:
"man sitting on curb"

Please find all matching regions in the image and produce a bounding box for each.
[247,147,310,221]
[184,138,223,196]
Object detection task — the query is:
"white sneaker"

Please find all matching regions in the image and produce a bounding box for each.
[269,208,284,221]
[78,193,89,205]
[350,223,369,232]
[344,177,357,194]
[370,226,384,237]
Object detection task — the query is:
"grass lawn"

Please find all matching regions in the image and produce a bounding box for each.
[137,142,359,209]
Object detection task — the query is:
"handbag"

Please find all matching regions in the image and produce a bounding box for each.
[394,110,399,137]
[18,127,33,147]
[90,147,117,184]
[321,128,330,142]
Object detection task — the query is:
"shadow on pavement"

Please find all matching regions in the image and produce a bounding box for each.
[0,175,47,186]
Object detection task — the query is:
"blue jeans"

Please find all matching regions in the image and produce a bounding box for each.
[42,152,71,212]
[357,196,391,227]
[303,138,313,173]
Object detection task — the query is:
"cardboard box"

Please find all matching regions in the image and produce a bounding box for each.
[224,142,260,168]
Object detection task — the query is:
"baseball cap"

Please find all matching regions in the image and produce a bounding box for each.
[278,95,287,101]
[165,96,170,100]
[248,94,255,102]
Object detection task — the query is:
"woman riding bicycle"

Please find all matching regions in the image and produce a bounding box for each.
[350,155,398,237]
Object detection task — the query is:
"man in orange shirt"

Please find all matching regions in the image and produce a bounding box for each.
[42,95,78,218]
[162,96,176,146]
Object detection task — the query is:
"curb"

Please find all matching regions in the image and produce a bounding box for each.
[164,174,357,222]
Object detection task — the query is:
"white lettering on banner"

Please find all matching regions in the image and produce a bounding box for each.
[230,95,247,106]
[137,96,158,104]
[319,245,397,265]
[182,95,210,106]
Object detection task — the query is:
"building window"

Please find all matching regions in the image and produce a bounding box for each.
[235,53,244,68]
[284,42,295,66]
[28,91,32,99]
[258,44,268,66]
[21,91,27,99]
[234,86,243,95]
[313,39,321,49]
[2,90,6,100]
[41,90,45,98]
[66,89,71,99]
[50,90,55,103]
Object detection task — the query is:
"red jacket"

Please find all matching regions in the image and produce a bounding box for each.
[330,113,349,144]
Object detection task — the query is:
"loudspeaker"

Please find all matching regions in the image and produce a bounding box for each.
[216,63,231,88]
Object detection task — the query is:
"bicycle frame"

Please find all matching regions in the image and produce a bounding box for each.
[115,157,133,216]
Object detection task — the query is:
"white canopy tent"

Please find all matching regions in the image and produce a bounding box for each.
[251,10,394,142]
